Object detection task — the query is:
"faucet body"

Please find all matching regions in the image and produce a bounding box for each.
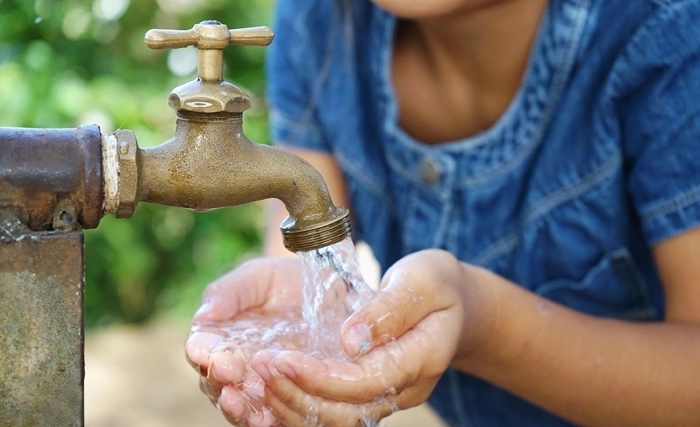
[107,111,350,251]
[111,20,352,252]
[141,112,335,218]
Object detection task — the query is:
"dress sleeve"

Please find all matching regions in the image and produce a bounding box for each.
[619,1,700,245]
[265,0,329,152]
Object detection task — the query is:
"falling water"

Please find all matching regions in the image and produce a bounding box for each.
[297,237,375,358]
[192,237,397,427]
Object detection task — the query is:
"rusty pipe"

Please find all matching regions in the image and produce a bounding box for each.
[104,112,350,252]
[0,125,104,231]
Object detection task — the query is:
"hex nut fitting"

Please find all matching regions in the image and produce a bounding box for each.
[114,130,140,218]
[168,80,251,114]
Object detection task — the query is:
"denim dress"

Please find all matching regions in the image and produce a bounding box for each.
[265,0,700,425]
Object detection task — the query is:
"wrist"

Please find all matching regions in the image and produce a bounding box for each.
[452,263,502,364]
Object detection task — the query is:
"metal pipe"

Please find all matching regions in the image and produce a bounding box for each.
[0,125,104,231]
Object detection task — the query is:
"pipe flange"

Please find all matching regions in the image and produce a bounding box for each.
[114,130,140,218]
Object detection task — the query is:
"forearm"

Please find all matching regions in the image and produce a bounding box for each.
[454,265,700,427]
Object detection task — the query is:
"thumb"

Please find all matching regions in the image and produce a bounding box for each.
[340,249,464,358]
[192,265,260,323]
[339,272,427,357]
[193,257,298,323]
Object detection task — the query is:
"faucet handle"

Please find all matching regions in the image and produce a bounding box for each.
[145,21,274,114]
[145,21,273,82]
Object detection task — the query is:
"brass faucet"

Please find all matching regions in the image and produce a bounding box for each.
[102,21,350,252]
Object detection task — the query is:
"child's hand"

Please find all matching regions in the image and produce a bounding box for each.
[249,249,496,427]
[185,257,304,427]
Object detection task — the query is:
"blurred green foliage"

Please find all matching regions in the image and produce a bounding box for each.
[0,0,274,327]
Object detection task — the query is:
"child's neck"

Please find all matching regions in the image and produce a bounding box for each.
[392,0,549,143]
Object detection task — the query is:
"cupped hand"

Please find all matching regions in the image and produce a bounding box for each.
[185,257,305,427]
[249,249,495,427]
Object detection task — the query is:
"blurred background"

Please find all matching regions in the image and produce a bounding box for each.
[0,0,445,425]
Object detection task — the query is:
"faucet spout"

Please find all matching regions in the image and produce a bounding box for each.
[106,112,350,252]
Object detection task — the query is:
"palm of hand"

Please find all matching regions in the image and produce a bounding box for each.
[185,258,306,426]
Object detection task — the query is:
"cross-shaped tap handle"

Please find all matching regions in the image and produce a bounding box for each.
[145,21,274,82]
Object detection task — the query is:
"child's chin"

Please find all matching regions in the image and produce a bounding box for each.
[369,0,471,19]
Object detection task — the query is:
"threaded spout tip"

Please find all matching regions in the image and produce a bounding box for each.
[281,208,352,252]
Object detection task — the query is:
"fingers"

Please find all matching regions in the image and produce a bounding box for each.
[341,284,428,358]
[245,406,279,427]
[299,350,393,402]
[272,306,461,405]
[186,333,251,422]
[193,257,301,323]
[261,384,310,427]
[209,347,247,384]
[250,352,309,426]
[185,330,226,367]
[194,259,273,323]
[220,373,281,427]
[252,354,391,427]
[341,249,464,357]
[220,385,251,422]
[269,345,414,405]
[199,373,222,407]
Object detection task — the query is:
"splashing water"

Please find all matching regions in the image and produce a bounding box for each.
[298,238,375,358]
[189,237,398,426]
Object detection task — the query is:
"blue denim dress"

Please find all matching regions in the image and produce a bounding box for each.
[265,0,700,425]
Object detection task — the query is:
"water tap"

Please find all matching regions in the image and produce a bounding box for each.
[101,21,350,252]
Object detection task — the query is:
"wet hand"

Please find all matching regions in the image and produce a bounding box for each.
[185,257,304,427]
[249,249,494,426]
